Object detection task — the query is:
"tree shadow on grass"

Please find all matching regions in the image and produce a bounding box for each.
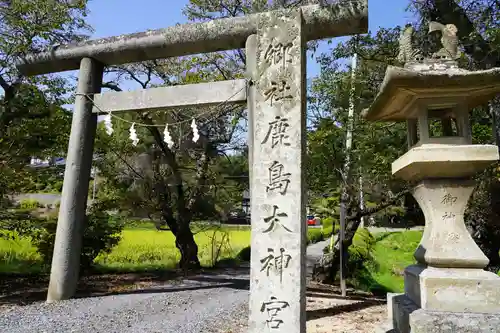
[374,232,398,243]
[348,263,392,297]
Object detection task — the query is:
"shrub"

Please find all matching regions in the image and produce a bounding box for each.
[321,217,339,233]
[51,181,64,193]
[19,199,40,210]
[353,227,375,248]
[307,228,324,244]
[31,203,124,273]
[347,228,375,274]
[322,217,334,229]
[322,225,334,239]
[237,246,251,261]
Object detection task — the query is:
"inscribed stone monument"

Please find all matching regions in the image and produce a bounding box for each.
[248,9,306,333]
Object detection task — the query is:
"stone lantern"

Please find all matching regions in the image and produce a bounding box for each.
[365,22,500,333]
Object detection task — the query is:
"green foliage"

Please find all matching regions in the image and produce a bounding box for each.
[307,0,500,236]
[90,32,250,235]
[0,209,44,241]
[18,167,65,193]
[1,0,90,202]
[183,0,311,22]
[307,121,347,192]
[307,27,409,229]
[321,217,338,233]
[19,199,41,210]
[360,231,423,293]
[31,202,124,272]
[81,213,124,270]
[236,246,251,262]
[465,165,500,272]
[89,0,263,269]
[403,1,500,268]
[320,228,382,292]
[0,230,42,273]
[409,0,499,69]
[322,217,334,228]
[310,195,341,233]
[349,228,375,261]
[0,223,251,274]
[0,87,72,198]
[306,225,335,245]
[307,228,325,244]
[347,237,383,293]
[346,228,376,272]
[94,226,249,271]
[208,154,249,220]
[310,193,340,218]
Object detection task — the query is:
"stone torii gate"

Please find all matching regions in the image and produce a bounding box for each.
[16,1,368,331]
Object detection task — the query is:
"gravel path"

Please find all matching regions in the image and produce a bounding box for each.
[306,239,330,277]
[0,237,382,333]
[0,273,249,333]
[0,241,330,333]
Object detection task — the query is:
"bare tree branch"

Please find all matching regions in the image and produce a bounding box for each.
[348,188,410,221]
[0,73,11,92]
[101,81,122,92]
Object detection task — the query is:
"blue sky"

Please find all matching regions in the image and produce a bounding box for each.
[84,0,414,84]
[76,0,414,140]
[32,1,415,163]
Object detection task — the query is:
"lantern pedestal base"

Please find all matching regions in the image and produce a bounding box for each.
[378,293,500,333]
[404,265,500,314]
[377,177,500,333]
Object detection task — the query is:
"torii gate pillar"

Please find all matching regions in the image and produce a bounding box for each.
[47,58,103,302]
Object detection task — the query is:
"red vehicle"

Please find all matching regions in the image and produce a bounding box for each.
[307,215,317,226]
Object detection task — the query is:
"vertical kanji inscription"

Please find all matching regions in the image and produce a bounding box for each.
[249,9,306,333]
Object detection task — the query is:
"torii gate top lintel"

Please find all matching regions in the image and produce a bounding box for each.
[16,1,368,76]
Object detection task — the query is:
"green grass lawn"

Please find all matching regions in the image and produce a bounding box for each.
[0,224,251,274]
[0,233,42,274]
[94,227,251,272]
[0,216,420,292]
[0,222,333,274]
[1,223,497,300]
[363,230,423,293]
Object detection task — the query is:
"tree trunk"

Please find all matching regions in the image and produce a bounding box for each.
[162,210,201,270]
[174,224,201,269]
[313,217,362,284]
[312,190,409,284]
